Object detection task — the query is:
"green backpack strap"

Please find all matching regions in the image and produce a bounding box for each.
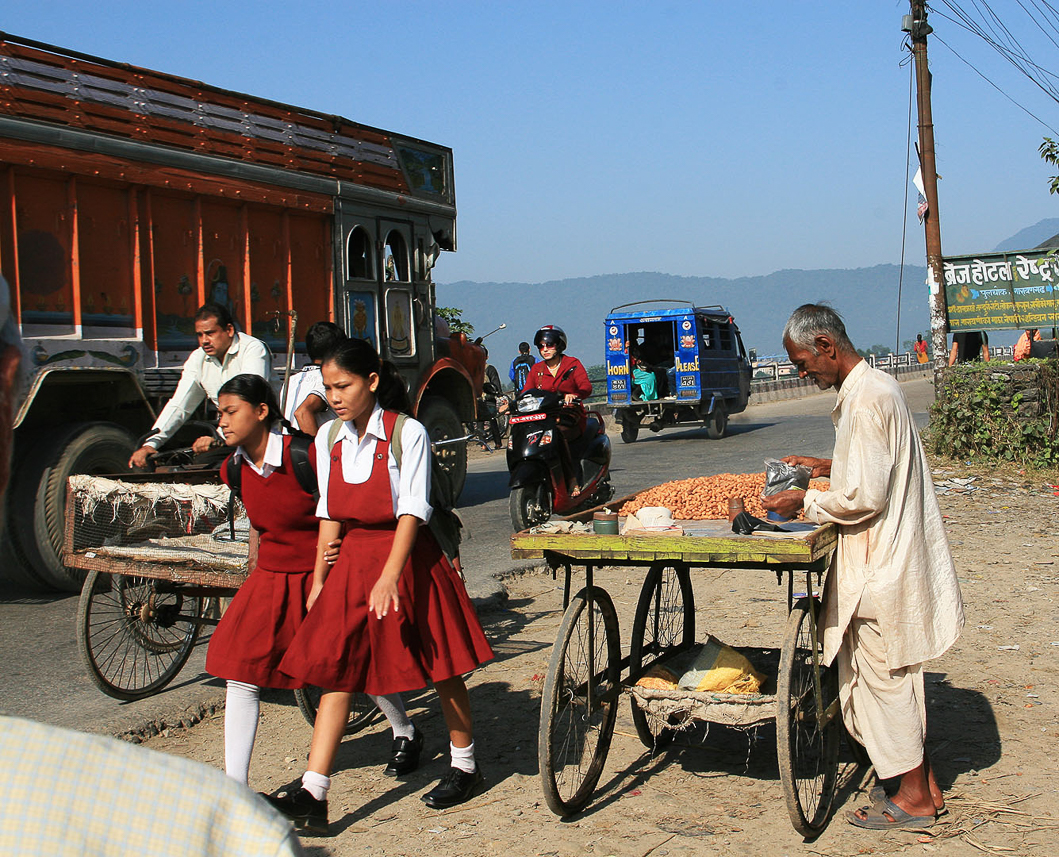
[389,412,407,469]
[326,418,344,450]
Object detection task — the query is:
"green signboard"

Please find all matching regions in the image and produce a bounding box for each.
[943,250,1059,331]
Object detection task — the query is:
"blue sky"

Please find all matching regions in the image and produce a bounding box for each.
[7,1,1059,285]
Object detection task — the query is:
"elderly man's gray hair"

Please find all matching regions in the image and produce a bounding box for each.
[783,304,855,354]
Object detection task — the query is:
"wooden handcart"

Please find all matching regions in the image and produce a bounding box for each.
[63,472,371,731]
[512,511,845,837]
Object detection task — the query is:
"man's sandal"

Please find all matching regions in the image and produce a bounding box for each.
[868,785,947,817]
[848,796,936,830]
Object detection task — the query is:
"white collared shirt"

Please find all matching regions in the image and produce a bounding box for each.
[283,364,333,429]
[313,404,432,524]
[231,426,285,477]
[146,332,272,449]
[802,360,964,670]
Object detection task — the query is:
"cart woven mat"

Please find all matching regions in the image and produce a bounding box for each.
[626,685,776,729]
[81,533,248,573]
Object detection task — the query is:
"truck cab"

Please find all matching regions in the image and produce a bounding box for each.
[605,301,751,443]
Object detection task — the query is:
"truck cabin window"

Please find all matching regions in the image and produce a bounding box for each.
[383,231,409,282]
[347,227,375,280]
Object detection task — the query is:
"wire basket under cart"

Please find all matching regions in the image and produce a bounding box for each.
[511,505,858,839]
[63,472,374,733]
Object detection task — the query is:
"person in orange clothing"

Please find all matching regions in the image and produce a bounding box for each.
[1014,328,1041,361]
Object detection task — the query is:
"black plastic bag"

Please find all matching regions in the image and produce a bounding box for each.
[762,458,811,496]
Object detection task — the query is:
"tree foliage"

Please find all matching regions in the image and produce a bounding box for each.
[436,306,474,336]
[1040,137,1059,195]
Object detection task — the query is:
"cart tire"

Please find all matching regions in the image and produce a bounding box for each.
[776,597,841,837]
[510,482,551,532]
[538,586,621,816]
[628,562,695,749]
[706,404,728,440]
[620,418,639,444]
[77,570,203,701]
[417,395,467,500]
[294,687,377,736]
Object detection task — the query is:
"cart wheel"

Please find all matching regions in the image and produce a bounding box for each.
[538,586,621,816]
[293,687,377,735]
[777,597,841,837]
[77,570,203,701]
[628,562,695,749]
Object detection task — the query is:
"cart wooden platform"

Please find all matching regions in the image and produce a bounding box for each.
[512,507,846,837]
[63,472,371,731]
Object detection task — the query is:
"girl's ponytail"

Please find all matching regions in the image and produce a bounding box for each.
[376,359,412,415]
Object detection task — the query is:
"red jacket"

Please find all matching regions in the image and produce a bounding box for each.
[522,355,593,399]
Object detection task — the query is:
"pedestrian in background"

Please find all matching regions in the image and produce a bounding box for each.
[1013,327,1041,361]
[948,330,989,365]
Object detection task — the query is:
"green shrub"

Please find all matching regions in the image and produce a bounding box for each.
[925,360,1059,468]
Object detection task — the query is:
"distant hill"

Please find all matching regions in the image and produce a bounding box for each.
[437,265,930,368]
[993,218,1059,252]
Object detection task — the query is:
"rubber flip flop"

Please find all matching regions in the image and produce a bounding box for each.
[868,785,948,817]
[848,796,936,830]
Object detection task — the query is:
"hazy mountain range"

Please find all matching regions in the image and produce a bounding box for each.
[436,219,1059,367]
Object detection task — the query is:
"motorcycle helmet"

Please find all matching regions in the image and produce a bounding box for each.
[533,325,567,353]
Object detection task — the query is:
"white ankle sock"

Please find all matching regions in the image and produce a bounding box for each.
[450,741,475,774]
[370,692,414,740]
[302,770,331,801]
[223,680,260,784]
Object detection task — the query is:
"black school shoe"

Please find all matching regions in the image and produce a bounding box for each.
[264,786,329,835]
[384,727,425,777]
[421,765,484,809]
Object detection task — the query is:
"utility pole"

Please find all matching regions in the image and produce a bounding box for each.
[906,1,949,386]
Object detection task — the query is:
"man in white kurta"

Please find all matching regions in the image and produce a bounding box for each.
[762,304,964,830]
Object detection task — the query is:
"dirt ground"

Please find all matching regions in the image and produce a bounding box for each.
[144,459,1059,857]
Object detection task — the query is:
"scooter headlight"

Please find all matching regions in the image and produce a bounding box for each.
[539,430,553,446]
[517,395,545,413]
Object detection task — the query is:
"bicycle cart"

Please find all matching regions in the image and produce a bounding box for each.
[63,472,373,732]
[511,509,843,837]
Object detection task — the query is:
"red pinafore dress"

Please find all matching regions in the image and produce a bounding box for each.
[278,411,493,694]
[206,437,318,688]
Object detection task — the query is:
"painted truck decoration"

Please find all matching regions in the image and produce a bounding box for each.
[0,34,483,591]
[605,302,752,444]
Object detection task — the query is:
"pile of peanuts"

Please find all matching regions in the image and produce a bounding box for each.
[618,473,828,521]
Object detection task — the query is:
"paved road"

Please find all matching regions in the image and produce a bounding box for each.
[0,378,934,737]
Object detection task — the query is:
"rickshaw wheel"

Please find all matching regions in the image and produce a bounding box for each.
[777,597,841,837]
[538,586,621,816]
[706,404,728,439]
[294,687,378,735]
[628,562,695,749]
[620,418,639,444]
[77,570,202,701]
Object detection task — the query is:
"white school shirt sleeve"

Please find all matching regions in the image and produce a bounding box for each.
[314,419,338,519]
[392,416,433,523]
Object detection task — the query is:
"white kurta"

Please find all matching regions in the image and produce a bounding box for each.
[802,360,964,671]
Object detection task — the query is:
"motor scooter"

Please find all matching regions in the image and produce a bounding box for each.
[506,387,613,531]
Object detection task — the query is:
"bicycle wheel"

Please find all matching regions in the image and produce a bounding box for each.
[628,562,695,749]
[538,586,621,816]
[77,570,203,701]
[776,597,841,837]
[293,686,377,736]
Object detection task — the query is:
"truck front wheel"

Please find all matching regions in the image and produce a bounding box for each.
[416,396,467,500]
[6,422,136,591]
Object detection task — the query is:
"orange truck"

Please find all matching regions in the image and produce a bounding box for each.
[0,34,485,591]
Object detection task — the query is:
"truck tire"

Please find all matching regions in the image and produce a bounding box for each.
[706,404,728,440]
[416,395,467,500]
[7,423,136,592]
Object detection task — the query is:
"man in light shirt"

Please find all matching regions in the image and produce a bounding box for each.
[129,303,271,468]
[762,304,964,831]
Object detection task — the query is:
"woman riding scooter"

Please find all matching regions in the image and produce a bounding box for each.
[522,325,593,494]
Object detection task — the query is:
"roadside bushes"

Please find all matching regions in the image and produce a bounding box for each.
[925,360,1059,469]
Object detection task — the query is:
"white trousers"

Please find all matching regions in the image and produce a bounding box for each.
[836,589,927,780]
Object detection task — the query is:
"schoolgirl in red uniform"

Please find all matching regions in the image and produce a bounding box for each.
[269,340,493,833]
[205,374,421,791]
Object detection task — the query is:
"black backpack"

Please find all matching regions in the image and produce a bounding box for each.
[225,432,318,500]
[319,414,463,563]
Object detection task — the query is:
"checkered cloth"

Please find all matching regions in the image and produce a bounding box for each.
[0,716,304,856]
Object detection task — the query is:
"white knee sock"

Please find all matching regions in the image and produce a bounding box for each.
[302,769,331,801]
[224,680,260,783]
[450,740,475,774]
[370,693,414,740]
